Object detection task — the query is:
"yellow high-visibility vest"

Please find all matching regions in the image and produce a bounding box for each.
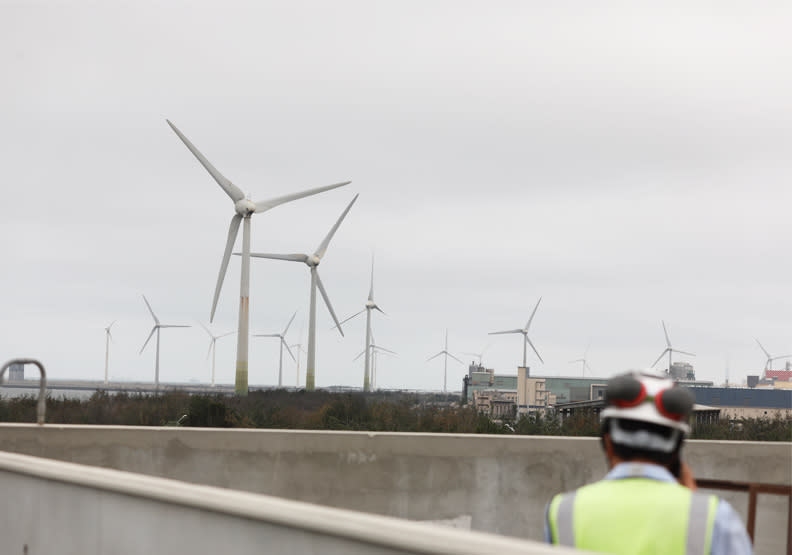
[548,478,718,554]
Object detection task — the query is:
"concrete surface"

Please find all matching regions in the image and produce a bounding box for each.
[0,450,572,555]
[0,425,789,553]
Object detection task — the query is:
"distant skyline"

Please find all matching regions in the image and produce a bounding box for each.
[1,2,790,390]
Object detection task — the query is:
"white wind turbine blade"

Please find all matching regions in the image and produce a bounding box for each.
[427,351,444,362]
[282,339,296,363]
[314,271,343,336]
[373,305,387,316]
[314,194,359,259]
[217,331,236,338]
[253,333,281,338]
[245,253,310,263]
[447,352,464,365]
[139,327,157,354]
[672,349,695,357]
[282,311,298,336]
[159,325,192,328]
[142,295,159,325]
[353,349,366,362]
[198,321,213,339]
[211,214,241,322]
[206,340,214,360]
[333,309,366,330]
[254,181,351,214]
[372,345,397,355]
[662,321,671,347]
[526,338,544,364]
[652,349,669,368]
[755,339,771,359]
[525,297,542,330]
[489,329,523,335]
[166,120,244,202]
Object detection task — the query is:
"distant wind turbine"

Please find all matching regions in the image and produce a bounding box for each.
[166,120,350,396]
[489,297,544,368]
[139,295,191,391]
[427,330,463,393]
[104,321,116,385]
[755,339,792,377]
[336,255,386,392]
[651,321,694,373]
[253,311,297,387]
[463,344,490,366]
[245,194,358,390]
[569,343,592,376]
[289,342,306,388]
[199,322,235,387]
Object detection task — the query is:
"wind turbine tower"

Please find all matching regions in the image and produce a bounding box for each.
[254,311,297,387]
[489,297,544,370]
[199,322,235,387]
[139,295,191,391]
[651,321,695,374]
[427,330,463,393]
[337,256,386,392]
[104,321,116,385]
[167,120,349,396]
[247,195,358,390]
[755,339,792,378]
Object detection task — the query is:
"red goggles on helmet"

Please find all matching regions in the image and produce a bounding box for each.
[605,375,694,421]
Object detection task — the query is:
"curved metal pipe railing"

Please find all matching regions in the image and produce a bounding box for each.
[0,359,47,424]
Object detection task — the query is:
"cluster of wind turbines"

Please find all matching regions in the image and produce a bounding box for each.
[426,297,790,390]
[103,295,235,389]
[165,120,396,394]
[107,120,790,394]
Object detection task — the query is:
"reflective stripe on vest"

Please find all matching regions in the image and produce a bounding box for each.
[549,479,718,555]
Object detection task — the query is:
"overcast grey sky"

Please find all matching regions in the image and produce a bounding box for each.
[1,2,790,390]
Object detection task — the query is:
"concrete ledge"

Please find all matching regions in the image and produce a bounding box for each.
[0,450,573,554]
[0,425,789,553]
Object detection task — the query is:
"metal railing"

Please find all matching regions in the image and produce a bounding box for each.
[0,359,47,424]
[697,478,792,552]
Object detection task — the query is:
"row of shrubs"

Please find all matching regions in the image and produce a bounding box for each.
[0,389,789,441]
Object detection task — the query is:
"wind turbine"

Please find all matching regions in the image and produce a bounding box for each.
[199,322,235,387]
[651,321,695,374]
[245,194,358,390]
[463,344,490,367]
[289,342,306,388]
[569,343,592,376]
[336,255,386,392]
[427,330,463,393]
[352,324,395,390]
[104,321,116,385]
[139,295,191,391]
[489,297,544,369]
[755,339,792,377]
[253,311,297,387]
[166,120,350,396]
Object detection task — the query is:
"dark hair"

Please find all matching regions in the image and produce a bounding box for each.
[600,418,683,468]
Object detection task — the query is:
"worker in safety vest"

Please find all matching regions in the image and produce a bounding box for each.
[545,370,752,554]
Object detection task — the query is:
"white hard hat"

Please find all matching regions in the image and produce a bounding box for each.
[601,370,695,435]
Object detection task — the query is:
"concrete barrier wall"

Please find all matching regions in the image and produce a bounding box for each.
[0,450,571,555]
[0,425,789,553]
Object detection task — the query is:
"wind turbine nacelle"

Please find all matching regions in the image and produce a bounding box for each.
[365,301,377,309]
[308,255,321,267]
[234,199,256,216]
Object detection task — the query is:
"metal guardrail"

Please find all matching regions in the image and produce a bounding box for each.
[697,478,792,553]
[0,359,47,424]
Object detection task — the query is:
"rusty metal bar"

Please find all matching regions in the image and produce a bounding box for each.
[697,477,792,551]
[746,485,758,541]
[0,359,47,424]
